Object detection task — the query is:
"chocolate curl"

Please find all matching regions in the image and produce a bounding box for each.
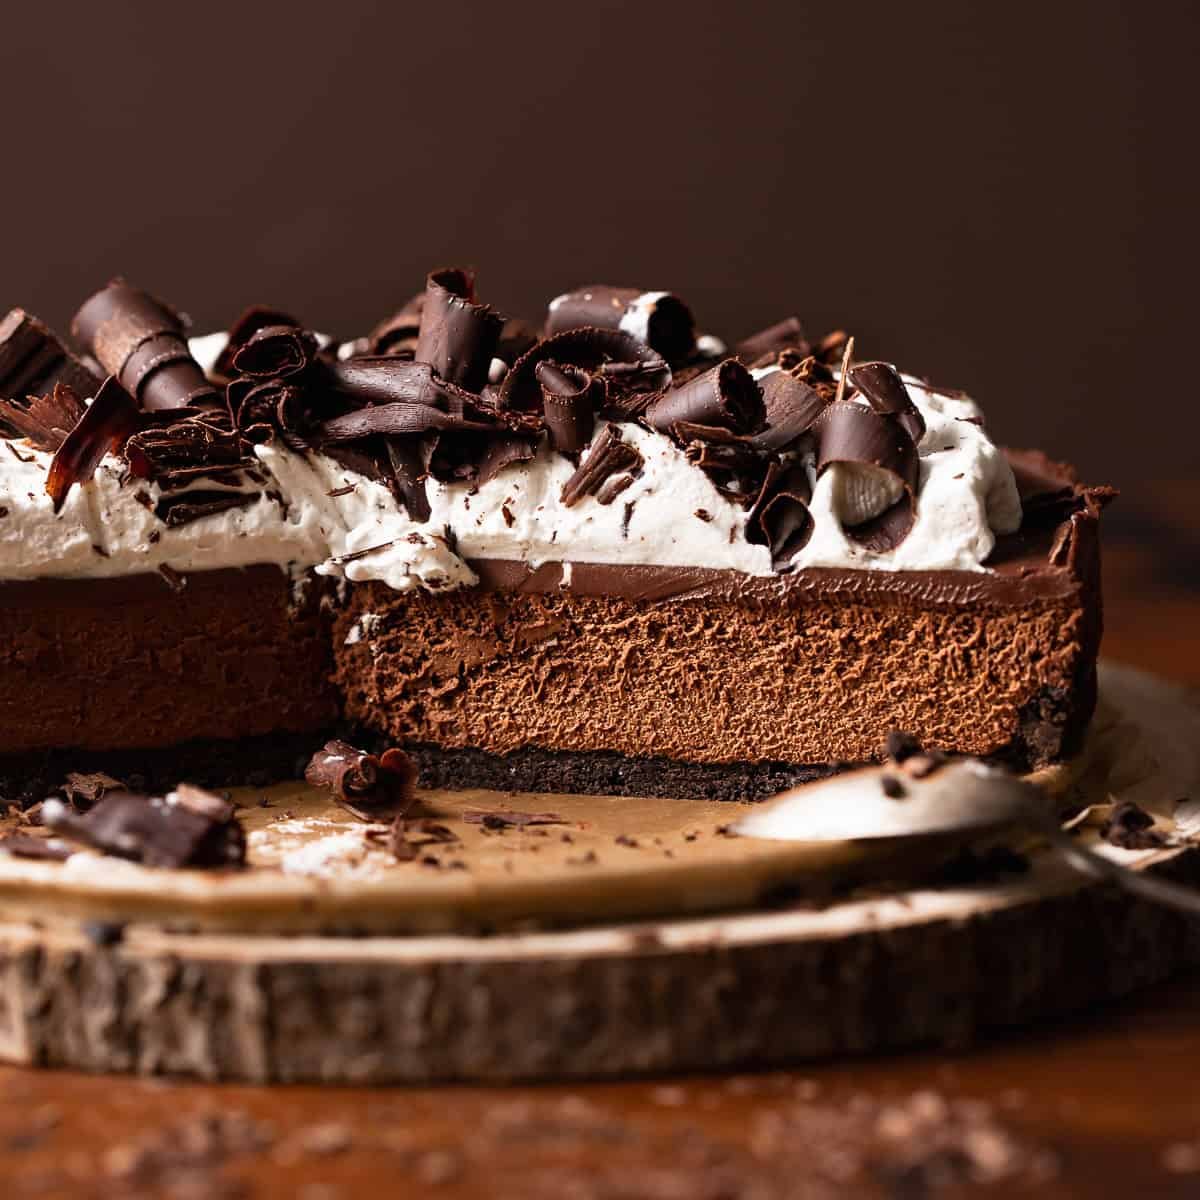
[644,360,764,438]
[535,360,597,452]
[414,267,504,392]
[746,462,814,567]
[385,436,435,522]
[46,377,140,511]
[561,425,643,507]
[735,316,810,368]
[849,361,926,445]
[124,415,254,489]
[318,398,500,442]
[0,382,87,451]
[214,305,302,378]
[231,323,319,379]
[304,739,418,823]
[815,401,920,551]
[71,280,219,412]
[476,434,537,484]
[747,370,829,452]
[42,785,246,869]
[545,286,696,363]
[321,356,449,408]
[367,290,425,356]
[0,308,103,404]
[500,327,670,414]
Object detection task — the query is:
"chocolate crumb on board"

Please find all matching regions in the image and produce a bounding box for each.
[1100,800,1167,850]
[462,808,564,830]
[304,738,417,822]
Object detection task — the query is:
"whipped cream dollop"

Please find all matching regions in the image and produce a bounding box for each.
[0,337,1021,588]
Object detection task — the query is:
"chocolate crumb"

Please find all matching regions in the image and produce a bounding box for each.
[157,563,186,592]
[880,773,907,799]
[884,730,922,763]
[694,508,712,522]
[614,834,639,847]
[501,502,515,527]
[566,850,598,866]
[1100,800,1166,850]
[463,809,563,830]
[621,500,635,537]
[327,484,356,497]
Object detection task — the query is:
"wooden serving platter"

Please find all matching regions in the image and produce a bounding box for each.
[0,662,1195,1082]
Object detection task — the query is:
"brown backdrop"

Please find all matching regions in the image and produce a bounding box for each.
[0,0,1188,485]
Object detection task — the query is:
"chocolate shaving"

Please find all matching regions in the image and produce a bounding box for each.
[214,306,302,378]
[746,461,813,565]
[366,291,425,356]
[71,279,219,411]
[594,473,636,505]
[304,739,418,822]
[535,360,598,452]
[561,425,643,507]
[476,434,536,485]
[62,771,126,808]
[231,323,318,379]
[1,832,74,861]
[125,413,256,489]
[385,435,435,521]
[414,268,504,392]
[735,316,810,368]
[1100,800,1167,851]
[814,400,920,550]
[462,809,564,829]
[849,361,926,444]
[155,489,257,527]
[0,307,103,405]
[42,786,245,869]
[500,327,670,414]
[747,369,829,452]
[545,286,695,362]
[644,360,764,437]
[45,376,140,512]
[0,381,87,451]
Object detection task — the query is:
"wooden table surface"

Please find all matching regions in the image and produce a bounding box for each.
[3,495,1198,1200]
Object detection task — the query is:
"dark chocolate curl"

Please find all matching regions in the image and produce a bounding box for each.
[644,360,765,437]
[536,360,597,452]
[748,370,829,452]
[746,462,814,566]
[849,361,926,444]
[71,280,219,412]
[124,415,254,488]
[367,290,425,356]
[500,327,670,413]
[545,286,695,363]
[320,356,445,408]
[0,308,103,404]
[0,382,87,451]
[414,268,504,392]
[304,739,418,823]
[318,399,499,442]
[561,426,643,507]
[231,324,318,379]
[215,306,302,378]
[814,401,919,550]
[385,436,434,522]
[476,434,536,484]
[43,785,245,869]
[735,316,810,368]
[46,377,140,511]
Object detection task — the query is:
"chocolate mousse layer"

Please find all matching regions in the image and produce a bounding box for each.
[334,454,1107,799]
[0,566,338,803]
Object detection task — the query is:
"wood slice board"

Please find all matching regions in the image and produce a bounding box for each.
[0,661,1196,1083]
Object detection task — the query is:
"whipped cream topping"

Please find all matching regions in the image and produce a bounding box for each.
[0,337,1022,589]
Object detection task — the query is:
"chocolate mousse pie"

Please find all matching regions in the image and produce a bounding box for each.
[0,271,1112,801]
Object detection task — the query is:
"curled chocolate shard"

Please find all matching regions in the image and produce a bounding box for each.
[644,360,764,438]
[231,323,318,379]
[124,413,255,489]
[746,461,814,566]
[815,401,920,550]
[72,280,219,412]
[385,436,435,522]
[476,433,537,484]
[367,290,425,356]
[414,267,504,392]
[304,738,418,823]
[735,316,810,368]
[214,305,302,378]
[536,360,598,452]
[46,376,140,511]
[747,370,829,452]
[0,308,103,405]
[318,396,500,442]
[156,490,257,527]
[849,361,926,444]
[0,382,87,451]
[42,785,246,869]
[320,356,449,408]
[561,425,643,507]
[545,286,695,363]
[500,327,670,414]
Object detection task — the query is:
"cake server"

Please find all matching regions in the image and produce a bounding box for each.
[733,759,1200,916]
